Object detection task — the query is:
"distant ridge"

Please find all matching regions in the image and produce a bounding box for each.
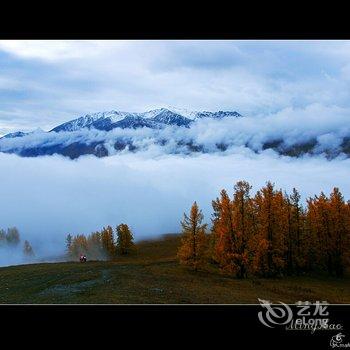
[50,108,242,133]
[1,107,348,160]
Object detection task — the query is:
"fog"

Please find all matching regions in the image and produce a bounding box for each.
[0,149,349,266]
[0,245,37,267]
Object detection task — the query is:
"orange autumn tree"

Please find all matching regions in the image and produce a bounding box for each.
[205,181,350,278]
[304,195,321,272]
[211,189,232,266]
[284,188,307,275]
[101,225,116,258]
[307,188,350,276]
[67,230,107,260]
[178,201,208,270]
[212,181,254,278]
[328,188,350,276]
[250,182,286,277]
[87,231,105,259]
[69,234,88,258]
[116,223,135,255]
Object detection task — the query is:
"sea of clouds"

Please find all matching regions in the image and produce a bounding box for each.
[0,104,350,156]
[0,146,349,267]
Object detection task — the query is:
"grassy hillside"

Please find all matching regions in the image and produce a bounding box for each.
[0,234,349,304]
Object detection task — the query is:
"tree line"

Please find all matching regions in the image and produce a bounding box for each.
[66,223,135,260]
[0,227,35,257]
[178,181,350,278]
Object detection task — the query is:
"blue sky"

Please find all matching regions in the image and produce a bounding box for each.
[1,40,350,135]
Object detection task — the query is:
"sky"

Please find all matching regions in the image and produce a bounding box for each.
[1,40,350,135]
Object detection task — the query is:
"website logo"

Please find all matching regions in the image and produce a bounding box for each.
[258,298,293,328]
[330,333,350,348]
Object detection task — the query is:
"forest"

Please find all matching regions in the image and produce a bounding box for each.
[67,180,350,279]
[179,181,350,278]
[66,223,135,261]
[0,227,35,257]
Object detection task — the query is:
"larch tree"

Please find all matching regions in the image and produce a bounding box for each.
[23,240,35,257]
[70,234,88,258]
[208,181,350,278]
[307,192,333,274]
[287,188,307,274]
[211,189,233,267]
[178,201,208,271]
[305,189,350,276]
[251,182,286,277]
[212,182,254,278]
[0,229,6,246]
[284,192,294,274]
[231,181,255,278]
[305,195,324,272]
[283,189,304,275]
[66,234,73,256]
[6,227,20,246]
[328,187,350,276]
[116,224,135,255]
[87,231,104,260]
[101,226,116,259]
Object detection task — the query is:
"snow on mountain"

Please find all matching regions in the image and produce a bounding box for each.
[50,111,137,132]
[195,111,243,119]
[148,109,192,127]
[140,108,167,119]
[0,108,247,158]
[51,107,242,133]
[156,107,199,120]
[2,108,350,160]
[158,107,243,120]
[1,131,28,139]
[51,115,98,132]
[1,128,45,140]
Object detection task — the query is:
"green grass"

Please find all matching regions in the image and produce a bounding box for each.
[0,234,349,304]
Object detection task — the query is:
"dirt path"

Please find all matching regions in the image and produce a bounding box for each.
[39,269,111,297]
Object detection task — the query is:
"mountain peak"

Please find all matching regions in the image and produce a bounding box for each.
[1,131,28,139]
[1,128,45,139]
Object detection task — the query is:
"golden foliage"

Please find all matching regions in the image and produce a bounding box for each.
[189,181,350,278]
[178,201,208,270]
[116,224,135,255]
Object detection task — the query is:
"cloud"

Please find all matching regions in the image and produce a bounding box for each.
[1,40,350,134]
[0,40,118,62]
[1,103,349,157]
[0,150,349,267]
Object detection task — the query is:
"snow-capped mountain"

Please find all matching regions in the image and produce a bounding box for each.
[156,107,241,120]
[0,107,244,158]
[50,108,242,133]
[50,111,136,132]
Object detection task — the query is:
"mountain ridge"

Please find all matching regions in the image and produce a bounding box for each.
[49,108,242,133]
[1,107,349,160]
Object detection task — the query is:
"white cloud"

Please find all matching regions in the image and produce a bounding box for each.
[1,40,350,133]
[0,40,119,62]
